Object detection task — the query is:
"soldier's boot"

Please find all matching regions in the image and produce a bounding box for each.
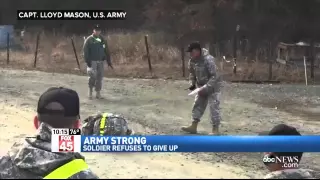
[88,88,93,99]
[96,91,103,99]
[209,126,220,135]
[181,120,198,134]
[127,129,134,135]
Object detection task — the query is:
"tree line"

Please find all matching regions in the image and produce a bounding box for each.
[1,0,320,55]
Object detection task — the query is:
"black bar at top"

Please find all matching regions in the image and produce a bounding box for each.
[17,10,127,20]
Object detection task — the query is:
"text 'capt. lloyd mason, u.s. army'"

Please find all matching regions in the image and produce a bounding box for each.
[38,11,126,19]
[18,10,127,19]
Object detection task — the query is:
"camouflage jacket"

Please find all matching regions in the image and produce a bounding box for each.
[264,169,316,179]
[0,123,99,179]
[188,48,222,93]
[82,113,132,136]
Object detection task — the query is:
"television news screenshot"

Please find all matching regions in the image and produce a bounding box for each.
[0,0,319,179]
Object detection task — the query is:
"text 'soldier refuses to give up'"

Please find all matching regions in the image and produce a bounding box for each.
[17,10,127,20]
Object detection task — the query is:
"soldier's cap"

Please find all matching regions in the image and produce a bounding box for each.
[259,124,301,136]
[37,87,80,119]
[93,24,102,30]
[186,42,202,52]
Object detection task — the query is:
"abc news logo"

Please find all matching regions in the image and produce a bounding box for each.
[263,155,299,168]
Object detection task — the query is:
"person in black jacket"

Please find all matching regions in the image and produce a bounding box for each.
[83,24,113,99]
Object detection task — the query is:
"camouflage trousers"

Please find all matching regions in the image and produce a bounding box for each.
[192,92,221,127]
[88,61,104,92]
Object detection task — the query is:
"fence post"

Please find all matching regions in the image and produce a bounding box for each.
[71,38,81,71]
[6,33,9,64]
[304,56,308,86]
[181,47,185,77]
[268,42,273,80]
[233,25,240,75]
[34,32,40,68]
[144,35,152,72]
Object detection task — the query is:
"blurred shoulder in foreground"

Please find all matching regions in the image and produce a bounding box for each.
[264,169,316,179]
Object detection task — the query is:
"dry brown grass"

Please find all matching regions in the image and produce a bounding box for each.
[0,31,184,79]
[0,30,317,83]
[220,60,307,83]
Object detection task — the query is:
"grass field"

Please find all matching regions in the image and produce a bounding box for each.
[0,31,317,83]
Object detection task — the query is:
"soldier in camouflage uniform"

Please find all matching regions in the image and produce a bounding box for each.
[0,87,99,179]
[260,124,316,179]
[82,112,133,136]
[182,42,222,135]
[83,24,113,99]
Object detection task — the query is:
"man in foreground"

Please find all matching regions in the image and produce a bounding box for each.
[261,124,316,179]
[0,87,99,179]
[182,42,222,135]
[83,24,113,99]
[82,112,133,136]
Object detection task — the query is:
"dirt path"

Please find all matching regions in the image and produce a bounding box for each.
[0,68,319,178]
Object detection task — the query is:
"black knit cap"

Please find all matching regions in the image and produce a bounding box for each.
[186,41,201,52]
[260,124,303,160]
[93,24,102,30]
[37,87,80,118]
[259,124,301,136]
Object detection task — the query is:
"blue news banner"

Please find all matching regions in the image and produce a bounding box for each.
[80,136,320,152]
